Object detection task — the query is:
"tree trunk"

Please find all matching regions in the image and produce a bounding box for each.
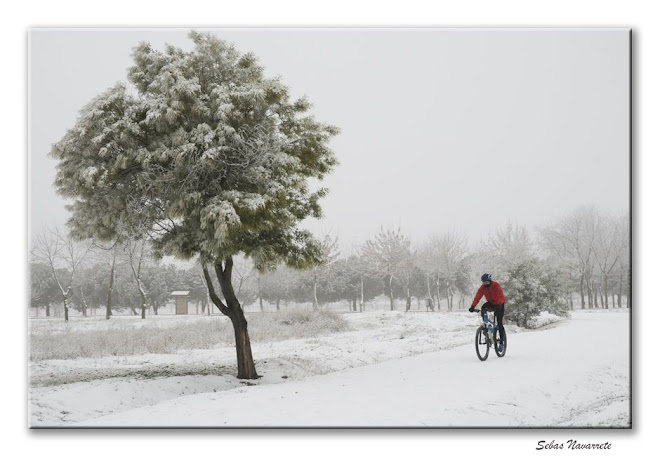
[360,274,364,312]
[46,302,50,317]
[63,291,70,323]
[313,272,319,311]
[202,258,258,380]
[580,273,586,309]
[276,298,280,312]
[140,287,147,319]
[446,280,451,312]
[426,276,433,305]
[405,280,411,312]
[106,246,117,320]
[592,281,598,309]
[388,274,394,311]
[79,286,88,317]
[230,312,258,379]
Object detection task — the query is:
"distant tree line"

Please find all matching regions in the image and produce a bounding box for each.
[30,204,629,328]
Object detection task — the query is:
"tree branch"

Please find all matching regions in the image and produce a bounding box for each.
[202,263,229,315]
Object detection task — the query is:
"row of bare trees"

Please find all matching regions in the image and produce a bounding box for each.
[295,205,629,314]
[30,228,211,320]
[538,206,629,309]
[30,205,629,320]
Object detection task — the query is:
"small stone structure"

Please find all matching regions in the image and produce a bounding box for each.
[171,291,190,315]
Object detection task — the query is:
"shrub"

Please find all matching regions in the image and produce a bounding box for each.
[502,259,569,328]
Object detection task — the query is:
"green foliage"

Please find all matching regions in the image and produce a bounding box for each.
[501,259,570,328]
[51,31,339,271]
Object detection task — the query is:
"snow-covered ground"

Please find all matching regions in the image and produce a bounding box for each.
[28,309,630,428]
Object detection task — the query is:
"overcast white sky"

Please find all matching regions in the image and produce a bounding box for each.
[28,28,630,250]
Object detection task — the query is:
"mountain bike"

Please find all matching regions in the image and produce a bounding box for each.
[474,309,507,361]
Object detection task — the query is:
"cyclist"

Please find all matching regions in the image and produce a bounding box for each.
[469,273,506,347]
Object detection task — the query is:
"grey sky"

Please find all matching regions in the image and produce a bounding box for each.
[28,28,630,251]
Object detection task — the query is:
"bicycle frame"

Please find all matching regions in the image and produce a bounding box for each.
[482,311,498,334]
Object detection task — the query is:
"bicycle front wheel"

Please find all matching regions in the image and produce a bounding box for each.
[475,326,489,361]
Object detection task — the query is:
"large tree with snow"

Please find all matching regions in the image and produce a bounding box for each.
[50,31,339,378]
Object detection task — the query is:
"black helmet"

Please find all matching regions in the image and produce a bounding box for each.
[481,273,492,282]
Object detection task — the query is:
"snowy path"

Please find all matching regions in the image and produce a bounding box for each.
[76,311,630,427]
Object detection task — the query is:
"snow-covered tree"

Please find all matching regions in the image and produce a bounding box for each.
[31,228,90,322]
[50,32,339,378]
[592,212,629,308]
[343,250,381,311]
[484,222,535,274]
[538,206,599,309]
[94,241,121,319]
[307,234,340,310]
[502,259,570,327]
[418,232,470,311]
[362,227,413,311]
[183,266,211,314]
[229,256,259,308]
[259,265,301,311]
[29,262,61,317]
[125,238,150,319]
[141,263,180,315]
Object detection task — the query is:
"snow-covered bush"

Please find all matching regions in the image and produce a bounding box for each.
[502,259,569,328]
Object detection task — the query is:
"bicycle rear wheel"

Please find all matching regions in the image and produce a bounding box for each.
[475,326,489,361]
[494,328,507,357]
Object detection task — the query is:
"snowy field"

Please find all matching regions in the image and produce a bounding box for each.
[28,308,630,428]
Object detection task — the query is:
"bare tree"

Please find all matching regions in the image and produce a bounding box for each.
[486,222,535,273]
[418,232,469,312]
[87,240,121,319]
[593,212,629,308]
[309,234,340,310]
[125,238,150,319]
[31,227,90,322]
[362,227,412,311]
[231,256,258,308]
[538,206,599,309]
[347,245,378,312]
[399,249,417,312]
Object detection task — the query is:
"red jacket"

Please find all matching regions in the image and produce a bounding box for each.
[471,280,506,307]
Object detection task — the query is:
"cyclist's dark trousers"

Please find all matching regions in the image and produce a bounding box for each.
[481,302,505,339]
